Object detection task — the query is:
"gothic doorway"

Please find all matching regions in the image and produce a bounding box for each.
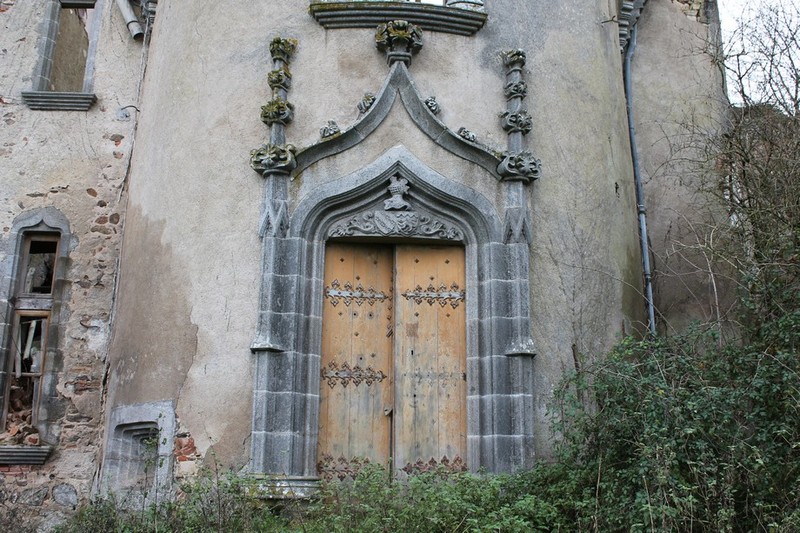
[318,242,467,478]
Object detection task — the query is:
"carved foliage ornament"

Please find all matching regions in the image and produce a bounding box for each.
[497,150,542,183]
[502,49,527,70]
[504,81,528,100]
[250,143,297,176]
[425,96,441,115]
[376,20,423,64]
[269,37,298,64]
[261,98,294,126]
[267,69,291,92]
[501,111,533,135]
[329,211,462,240]
[358,93,376,114]
[320,120,341,139]
[457,127,477,142]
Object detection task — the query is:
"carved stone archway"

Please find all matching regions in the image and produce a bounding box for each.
[249,146,536,483]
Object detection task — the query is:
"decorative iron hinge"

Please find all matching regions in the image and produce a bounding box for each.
[324,279,389,307]
[401,283,464,308]
[322,361,387,388]
[318,454,371,482]
[401,455,467,475]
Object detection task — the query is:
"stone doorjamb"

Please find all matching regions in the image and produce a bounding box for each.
[250,146,536,480]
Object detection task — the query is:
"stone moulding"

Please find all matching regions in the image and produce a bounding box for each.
[0,445,53,465]
[250,146,536,480]
[20,91,97,111]
[294,61,503,180]
[309,2,487,36]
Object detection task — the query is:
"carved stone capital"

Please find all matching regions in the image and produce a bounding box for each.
[376,20,423,65]
[250,143,297,176]
[497,151,542,183]
[260,98,294,126]
[269,37,298,64]
[267,69,292,92]
[501,110,532,135]
[502,49,527,70]
[504,81,528,100]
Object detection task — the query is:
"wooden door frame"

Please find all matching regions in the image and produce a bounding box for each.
[250,147,536,480]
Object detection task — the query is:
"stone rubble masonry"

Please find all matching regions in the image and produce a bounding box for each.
[0,0,141,528]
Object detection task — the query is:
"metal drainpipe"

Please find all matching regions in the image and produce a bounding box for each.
[115,0,144,40]
[624,25,657,335]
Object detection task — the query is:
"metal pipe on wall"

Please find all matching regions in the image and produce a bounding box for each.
[115,0,143,40]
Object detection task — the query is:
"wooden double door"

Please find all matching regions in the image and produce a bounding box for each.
[318,243,467,477]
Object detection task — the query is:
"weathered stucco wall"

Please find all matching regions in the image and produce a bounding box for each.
[0,0,141,526]
[632,0,729,332]
[109,0,642,471]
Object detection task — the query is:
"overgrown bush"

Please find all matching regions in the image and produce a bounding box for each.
[305,464,561,532]
[551,328,800,531]
[55,468,289,533]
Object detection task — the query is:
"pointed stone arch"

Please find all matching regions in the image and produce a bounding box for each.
[250,147,536,483]
[293,62,504,180]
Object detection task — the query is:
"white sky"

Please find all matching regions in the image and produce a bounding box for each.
[718,0,799,39]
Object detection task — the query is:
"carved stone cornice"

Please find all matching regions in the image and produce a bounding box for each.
[376,20,423,65]
[309,2,486,36]
[250,143,297,176]
[501,111,533,135]
[497,151,542,183]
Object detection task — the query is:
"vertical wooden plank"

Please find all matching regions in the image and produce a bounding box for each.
[394,245,466,472]
[318,243,393,477]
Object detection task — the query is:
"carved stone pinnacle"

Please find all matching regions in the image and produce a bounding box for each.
[376,20,423,66]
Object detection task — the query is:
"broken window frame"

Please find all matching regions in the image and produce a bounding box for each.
[21,0,99,111]
[1,233,60,435]
[4,312,51,432]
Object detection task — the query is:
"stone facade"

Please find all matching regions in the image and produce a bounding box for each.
[0,0,726,528]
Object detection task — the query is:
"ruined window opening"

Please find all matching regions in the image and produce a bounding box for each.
[109,422,161,491]
[1,233,60,445]
[4,313,50,443]
[19,236,58,295]
[49,7,91,92]
[21,1,98,110]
